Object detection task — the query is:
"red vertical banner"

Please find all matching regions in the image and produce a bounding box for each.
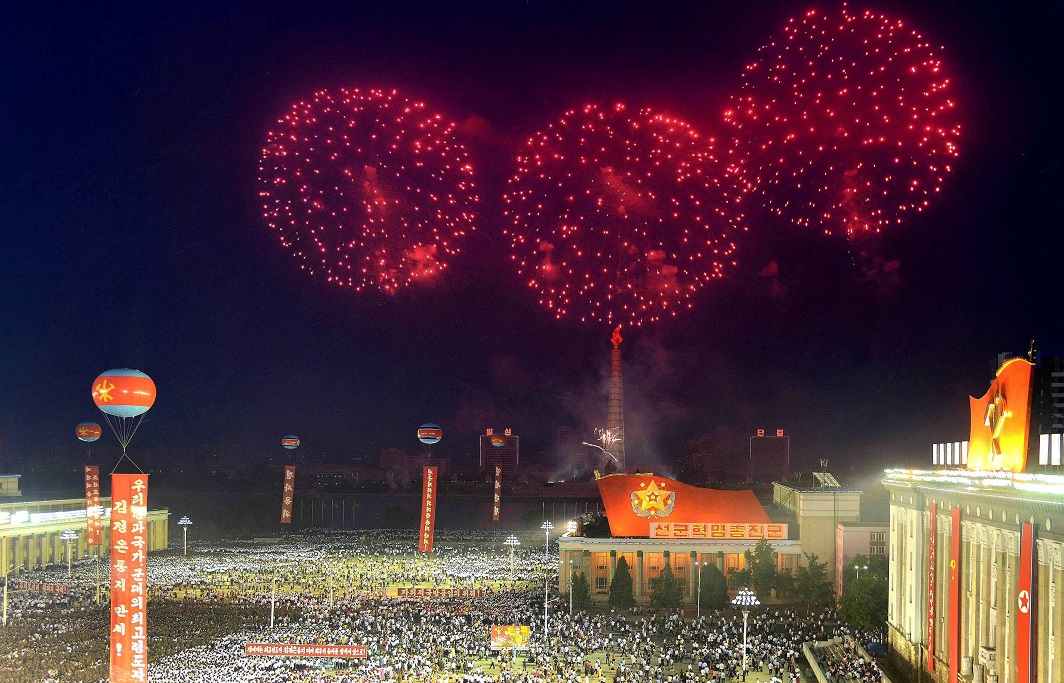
[84,465,102,545]
[948,506,961,683]
[109,473,149,683]
[926,500,937,673]
[280,465,296,524]
[1016,521,1037,683]
[418,465,438,553]
[492,464,502,522]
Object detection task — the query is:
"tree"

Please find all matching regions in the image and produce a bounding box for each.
[840,574,888,633]
[650,563,682,608]
[609,557,635,609]
[744,539,777,596]
[842,554,888,592]
[698,563,728,610]
[774,570,795,598]
[571,571,592,610]
[795,553,833,607]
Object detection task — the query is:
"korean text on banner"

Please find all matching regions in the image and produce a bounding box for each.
[280,465,296,524]
[418,465,438,553]
[109,473,149,683]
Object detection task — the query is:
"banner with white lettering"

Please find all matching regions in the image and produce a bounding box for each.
[418,465,438,553]
[492,464,502,522]
[85,465,101,545]
[109,473,149,683]
[280,465,295,524]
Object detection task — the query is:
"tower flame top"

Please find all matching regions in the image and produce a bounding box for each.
[611,325,623,349]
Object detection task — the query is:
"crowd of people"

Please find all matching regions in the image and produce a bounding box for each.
[0,530,886,682]
[813,639,884,683]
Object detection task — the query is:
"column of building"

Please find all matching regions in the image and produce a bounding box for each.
[964,522,979,665]
[688,551,698,604]
[635,551,644,602]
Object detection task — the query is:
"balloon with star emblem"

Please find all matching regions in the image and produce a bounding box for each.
[90,368,156,454]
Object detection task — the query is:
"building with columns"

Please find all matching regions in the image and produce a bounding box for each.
[0,495,170,575]
[884,353,1064,682]
[559,473,801,604]
[884,468,1062,683]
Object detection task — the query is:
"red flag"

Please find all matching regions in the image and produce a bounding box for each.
[418,465,438,553]
[280,465,296,524]
[109,473,149,683]
[492,464,502,522]
[1016,521,1037,683]
[926,500,937,673]
[84,465,101,545]
[948,506,961,683]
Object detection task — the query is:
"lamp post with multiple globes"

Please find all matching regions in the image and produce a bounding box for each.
[731,587,761,675]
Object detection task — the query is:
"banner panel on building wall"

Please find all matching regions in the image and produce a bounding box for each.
[492,464,502,522]
[109,473,149,683]
[1016,521,1037,683]
[280,465,295,524]
[84,465,102,545]
[418,465,438,553]
[948,506,960,683]
[926,500,937,673]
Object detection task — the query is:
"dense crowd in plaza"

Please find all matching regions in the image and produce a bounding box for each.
[814,639,884,683]
[0,530,885,682]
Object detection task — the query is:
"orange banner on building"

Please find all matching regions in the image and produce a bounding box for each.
[926,500,937,673]
[280,465,295,524]
[84,465,101,545]
[109,473,149,683]
[418,465,438,553]
[967,357,1033,472]
[649,522,786,540]
[492,464,502,522]
[596,474,770,537]
[948,506,960,683]
[1016,521,1037,683]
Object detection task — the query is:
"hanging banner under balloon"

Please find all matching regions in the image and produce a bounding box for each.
[492,464,502,522]
[109,473,149,683]
[84,466,102,546]
[418,465,438,553]
[280,465,296,524]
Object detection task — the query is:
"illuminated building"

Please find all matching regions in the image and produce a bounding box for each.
[749,427,790,482]
[885,354,1064,682]
[834,522,889,597]
[480,427,519,479]
[0,495,170,575]
[772,473,863,587]
[0,475,21,497]
[560,473,800,604]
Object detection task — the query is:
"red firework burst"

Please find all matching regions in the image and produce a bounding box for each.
[725,5,961,238]
[257,88,479,294]
[502,103,746,328]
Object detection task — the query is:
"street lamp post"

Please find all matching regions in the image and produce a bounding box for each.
[544,562,549,641]
[60,529,78,577]
[731,587,761,676]
[541,520,553,559]
[177,516,192,556]
[695,560,703,620]
[854,563,869,582]
[504,535,520,580]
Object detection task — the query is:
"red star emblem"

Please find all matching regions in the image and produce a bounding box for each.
[1018,589,1031,615]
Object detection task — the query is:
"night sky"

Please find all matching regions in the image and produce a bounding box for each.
[3,1,1061,477]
